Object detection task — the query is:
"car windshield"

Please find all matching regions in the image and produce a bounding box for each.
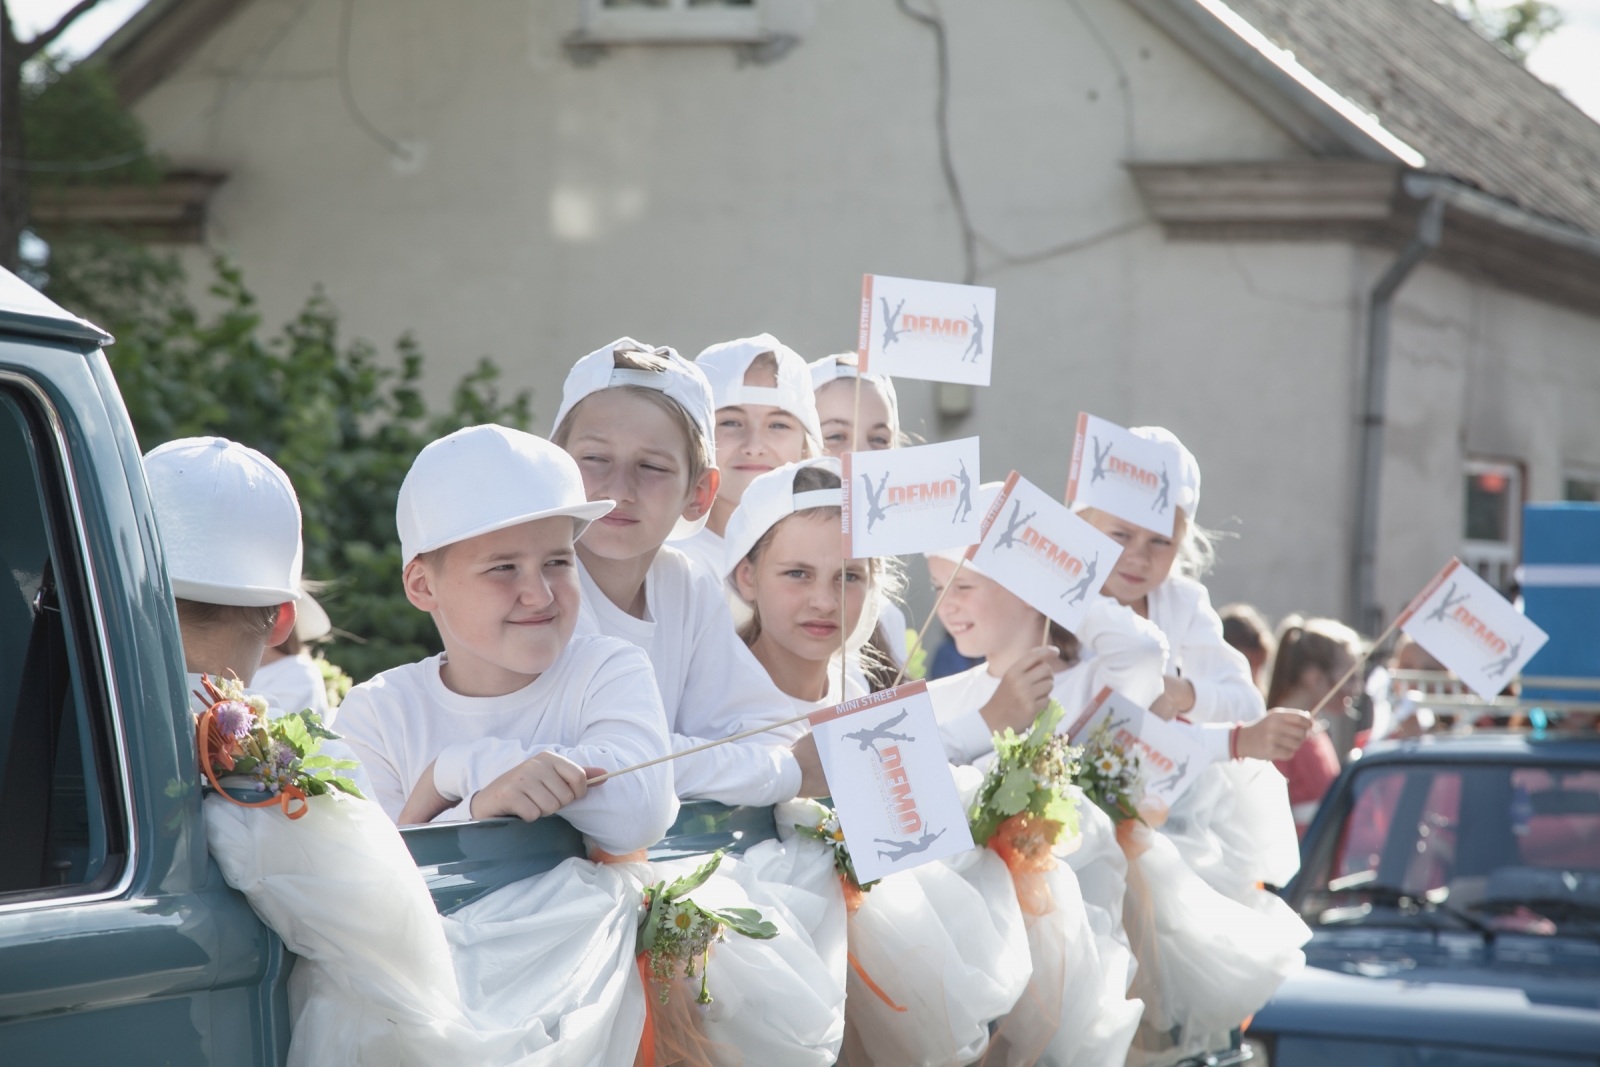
[1300,762,1600,938]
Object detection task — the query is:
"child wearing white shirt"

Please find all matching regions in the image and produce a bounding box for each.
[673,333,822,580]
[337,423,677,855]
[551,338,815,807]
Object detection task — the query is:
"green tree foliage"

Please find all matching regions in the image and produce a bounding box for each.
[44,234,532,682]
[1445,0,1564,63]
[22,55,164,188]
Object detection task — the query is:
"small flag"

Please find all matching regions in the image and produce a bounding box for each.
[1065,413,1183,537]
[842,437,982,559]
[810,681,976,884]
[1398,559,1549,700]
[966,471,1123,634]
[1068,687,1215,809]
[858,274,996,386]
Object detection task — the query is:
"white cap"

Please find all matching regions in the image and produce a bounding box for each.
[397,424,614,564]
[294,588,332,642]
[924,482,1005,579]
[809,353,900,444]
[551,337,717,542]
[1129,426,1201,521]
[722,457,842,578]
[145,437,303,607]
[696,334,823,446]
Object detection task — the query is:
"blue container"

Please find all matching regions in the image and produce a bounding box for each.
[1520,503,1600,702]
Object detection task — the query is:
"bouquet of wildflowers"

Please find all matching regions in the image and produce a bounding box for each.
[196,674,364,817]
[969,701,1081,869]
[795,803,876,894]
[637,850,778,1005]
[1073,720,1142,824]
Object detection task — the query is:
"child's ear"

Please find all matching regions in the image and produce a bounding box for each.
[682,468,720,522]
[403,558,439,612]
[268,602,297,647]
[733,557,758,603]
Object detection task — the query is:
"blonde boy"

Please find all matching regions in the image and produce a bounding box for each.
[336,424,677,854]
[552,338,825,804]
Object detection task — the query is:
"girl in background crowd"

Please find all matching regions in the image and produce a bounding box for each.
[675,334,822,580]
[1219,601,1276,692]
[925,482,1162,1067]
[1266,616,1362,835]
[810,353,910,686]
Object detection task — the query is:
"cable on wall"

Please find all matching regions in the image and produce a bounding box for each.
[338,0,411,163]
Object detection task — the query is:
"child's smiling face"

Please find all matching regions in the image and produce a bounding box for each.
[563,390,713,561]
[1080,507,1184,605]
[926,555,1038,660]
[404,517,580,693]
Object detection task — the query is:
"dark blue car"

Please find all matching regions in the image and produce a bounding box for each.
[1248,733,1600,1066]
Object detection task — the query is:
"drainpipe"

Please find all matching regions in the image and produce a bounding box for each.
[1350,194,1446,635]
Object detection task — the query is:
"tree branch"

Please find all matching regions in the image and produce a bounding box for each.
[19,0,109,62]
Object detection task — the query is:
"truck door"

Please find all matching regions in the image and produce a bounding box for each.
[0,348,288,1066]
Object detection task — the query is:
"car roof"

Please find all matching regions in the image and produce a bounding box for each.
[0,266,112,348]
[1358,732,1600,767]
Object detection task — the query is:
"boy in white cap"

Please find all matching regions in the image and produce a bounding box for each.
[334,424,678,855]
[673,333,822,579]
[145,437,375,798]
[552,338,819,804]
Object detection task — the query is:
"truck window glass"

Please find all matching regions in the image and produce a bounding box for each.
[0,387,121,898]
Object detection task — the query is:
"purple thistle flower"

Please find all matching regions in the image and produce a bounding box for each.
[214,701,254,739]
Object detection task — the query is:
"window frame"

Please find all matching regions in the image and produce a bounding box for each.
[0,369,135,913]
[1461,455,1524,595]
[575,0,770,44]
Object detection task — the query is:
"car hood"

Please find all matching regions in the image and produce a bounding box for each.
[1253,927,1600,1056]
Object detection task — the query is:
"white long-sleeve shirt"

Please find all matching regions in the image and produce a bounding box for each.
[250,651,330,718]
[927,597,1170,765]
[335,635,678,854]
[1146,575,1266,726]
[673,526,726,582]
[576,548,803,807]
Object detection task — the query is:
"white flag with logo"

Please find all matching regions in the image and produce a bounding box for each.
[809,682,975,884]
[842,437,982,558]
[857,274,996,386]
[966,471,1123,633]
[1065,413,1182,537]
[1066,687,1215,809]
[1399,559,1549,699]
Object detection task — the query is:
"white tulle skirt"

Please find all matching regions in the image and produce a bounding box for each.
[203,793,647,1067]
[1122,812,1309,1067]
[644,844,847,1067]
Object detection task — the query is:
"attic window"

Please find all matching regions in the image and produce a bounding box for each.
[577,0,768,44]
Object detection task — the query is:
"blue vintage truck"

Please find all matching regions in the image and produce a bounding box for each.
[0,270,780,1063]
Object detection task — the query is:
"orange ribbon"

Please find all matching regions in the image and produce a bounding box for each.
[196,707,309,820]
[848,951,908,1012]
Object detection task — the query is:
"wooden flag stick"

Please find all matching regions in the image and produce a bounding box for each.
[586,708,817,786]
[1305,612,1406,720]
[844,371,864,700]
[892,556,966,688]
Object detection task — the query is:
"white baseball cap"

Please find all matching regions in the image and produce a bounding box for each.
[924,482,1005,579]
[696,334,824,446]
[551,337,717,542]
[808,353,901,445]
[145,437,304,607]
[1129,426,1201,521]
[397,424,614,563]
[722,457,842,578]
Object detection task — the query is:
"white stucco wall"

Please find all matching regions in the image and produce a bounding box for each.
[125,0,1600,633]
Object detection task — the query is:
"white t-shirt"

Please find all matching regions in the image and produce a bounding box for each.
[674,526,727,582]
[251,651,330,718]
[782,668,869,718]
[335,634,678,854]
[1146,575,1266,725]
[576,548,802,806]
[926,597,1172,764]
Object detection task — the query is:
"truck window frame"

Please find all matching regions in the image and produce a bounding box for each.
[0,370,135,912]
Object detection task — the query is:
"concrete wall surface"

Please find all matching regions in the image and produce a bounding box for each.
[127,0,1600,630]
